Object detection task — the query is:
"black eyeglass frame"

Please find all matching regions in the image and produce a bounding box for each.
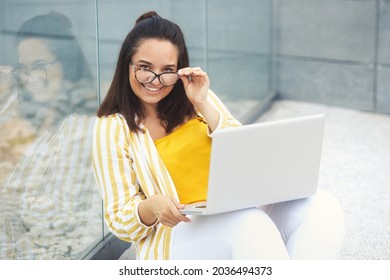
[130,64,179,86]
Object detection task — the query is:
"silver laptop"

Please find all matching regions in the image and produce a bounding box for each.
[180,114,325,215]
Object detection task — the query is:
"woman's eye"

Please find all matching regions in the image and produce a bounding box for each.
[139,65,150,70]
[163,68,175,72]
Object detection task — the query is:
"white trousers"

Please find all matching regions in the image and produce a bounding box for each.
[170,190,345,260]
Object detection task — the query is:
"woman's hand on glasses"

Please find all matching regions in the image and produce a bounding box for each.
[178,67,220,132]
[178,67,210,108]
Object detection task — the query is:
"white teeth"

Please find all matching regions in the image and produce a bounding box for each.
[144,86,159,92]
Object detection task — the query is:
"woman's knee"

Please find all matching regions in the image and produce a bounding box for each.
[310,190,345,224]
[266,189,345,245]
[233,208,280,233]
[285,190,346,259]
[230,208,288,259]
[230,208,285,245]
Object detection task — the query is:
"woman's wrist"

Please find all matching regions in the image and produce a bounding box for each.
[138,198,158,226]
[196,100,220,132]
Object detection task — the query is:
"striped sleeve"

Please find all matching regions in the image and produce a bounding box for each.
[91,115,155,242]
[207,89,242,132]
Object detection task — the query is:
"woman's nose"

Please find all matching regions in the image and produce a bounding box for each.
[150,76,162,86]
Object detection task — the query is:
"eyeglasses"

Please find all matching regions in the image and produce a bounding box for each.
[131,64,179,86]
[12,60,58,89]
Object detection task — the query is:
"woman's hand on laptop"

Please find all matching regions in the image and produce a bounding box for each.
[138,195,191,227]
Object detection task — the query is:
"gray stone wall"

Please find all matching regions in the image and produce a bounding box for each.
[274,0,390,114]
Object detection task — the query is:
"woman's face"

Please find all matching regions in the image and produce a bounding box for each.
[129,38,179,112]
[18,38,64,102]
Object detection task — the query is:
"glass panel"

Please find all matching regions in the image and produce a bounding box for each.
[207,0,273,121]
[0,0,102,259]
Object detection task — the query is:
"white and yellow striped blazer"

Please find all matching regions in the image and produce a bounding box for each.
[92,90,241,259]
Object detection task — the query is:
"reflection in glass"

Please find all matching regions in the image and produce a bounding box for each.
[12,59,59,90]
[0,11,101,259]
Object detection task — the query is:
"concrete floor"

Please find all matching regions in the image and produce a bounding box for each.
[256,99,390,260]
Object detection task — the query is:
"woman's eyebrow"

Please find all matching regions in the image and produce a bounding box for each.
[135,59,177,68]
[164,64,177,68]
[135,59,152,65]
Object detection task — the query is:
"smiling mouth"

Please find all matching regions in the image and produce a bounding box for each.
[143,85,161,92]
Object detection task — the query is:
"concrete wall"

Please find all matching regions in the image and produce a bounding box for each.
[273,0,390,114]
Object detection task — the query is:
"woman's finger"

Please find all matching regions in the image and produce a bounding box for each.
[170,197,191,223]
[178,67,204,76]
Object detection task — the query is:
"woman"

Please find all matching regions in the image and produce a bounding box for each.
[92,11,345,260]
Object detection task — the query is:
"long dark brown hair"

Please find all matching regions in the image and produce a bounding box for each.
[97,11,196,133]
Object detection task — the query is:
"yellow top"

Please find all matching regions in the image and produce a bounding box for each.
[154,118,211,204]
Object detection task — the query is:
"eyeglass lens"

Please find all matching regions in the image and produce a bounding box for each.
[135,68,178,86]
